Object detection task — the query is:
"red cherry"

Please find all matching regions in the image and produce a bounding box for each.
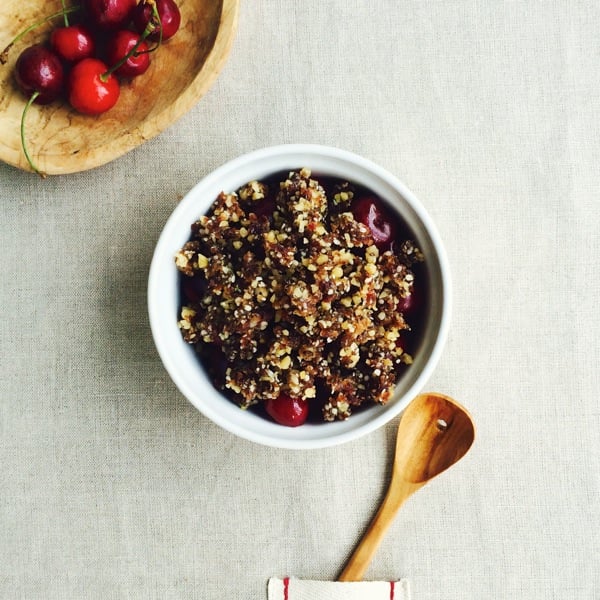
[15,44,64,105]
[68,58,120,115]
[106,30,151,78]
[397,284,422,315]
[133,0,181,41]
[352,196,397,249]
[84,0,137,31]
[14,44,65,176]
[50,24,95,62]
[265,394,309,427]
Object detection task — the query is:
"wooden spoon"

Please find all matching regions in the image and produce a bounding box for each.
[339,392,475,581]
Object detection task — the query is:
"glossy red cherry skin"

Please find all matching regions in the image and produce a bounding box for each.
[106,30,151,78]
[68,58,120,115]
[352,196,397,250]
[50,25,95,62]
[15,44,64,105]
[133,0,181,41]
[397,284,422,315]
[84,0,137,31]
[265,394,309,427]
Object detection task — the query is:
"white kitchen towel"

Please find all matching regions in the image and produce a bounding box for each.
[268,578,411,600]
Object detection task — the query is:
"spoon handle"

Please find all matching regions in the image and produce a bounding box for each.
[338,478,421,581]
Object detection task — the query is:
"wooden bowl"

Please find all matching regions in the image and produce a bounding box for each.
[0,0,239,175]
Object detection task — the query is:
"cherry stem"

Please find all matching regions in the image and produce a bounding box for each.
[1,6,80,64]
[61,0,70,27]
[100,3,162,81]
[21,91,46,179]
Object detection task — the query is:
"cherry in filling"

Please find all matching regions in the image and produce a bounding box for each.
[265,394,309,427]
[351,195,397,250]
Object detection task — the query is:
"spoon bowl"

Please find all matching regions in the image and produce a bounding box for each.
[395,393,475,484]
[339,392,475,581]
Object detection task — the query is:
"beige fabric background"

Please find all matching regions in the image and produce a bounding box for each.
[1,1,599,598]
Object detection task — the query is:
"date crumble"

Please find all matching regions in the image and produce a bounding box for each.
[175,168,424,422]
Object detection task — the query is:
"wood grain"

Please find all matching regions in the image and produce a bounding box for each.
[0,0,239,175]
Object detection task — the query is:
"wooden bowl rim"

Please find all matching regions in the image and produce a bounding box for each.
[0,0,239,175]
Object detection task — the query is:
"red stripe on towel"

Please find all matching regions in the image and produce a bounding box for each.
[283,577,289,600]
[390,580,395,599]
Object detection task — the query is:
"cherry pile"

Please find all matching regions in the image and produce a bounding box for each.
[1,0,181,176]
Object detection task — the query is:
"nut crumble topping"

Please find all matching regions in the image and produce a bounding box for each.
[175,169,424,422]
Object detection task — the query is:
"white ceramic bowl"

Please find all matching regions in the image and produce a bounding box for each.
[148,144,451,449]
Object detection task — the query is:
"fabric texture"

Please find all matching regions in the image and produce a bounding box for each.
[267,578,410,600]
[1,1,599,599]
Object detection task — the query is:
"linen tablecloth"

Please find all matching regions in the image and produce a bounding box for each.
[1,1,598,598]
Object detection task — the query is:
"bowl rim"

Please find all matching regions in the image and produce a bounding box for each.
[0,0,240,175]
[148,144,452,449]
